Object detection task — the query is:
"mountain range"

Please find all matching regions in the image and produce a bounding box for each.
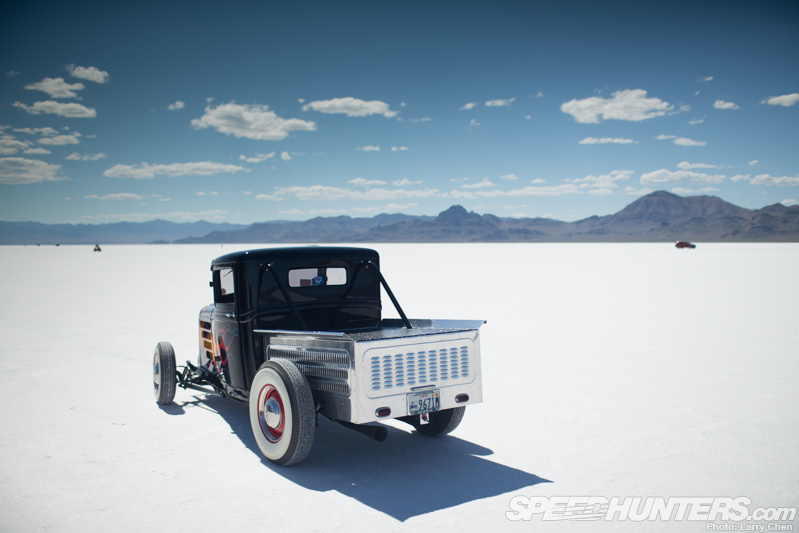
[2,191,798,245]
[0,220,247,245]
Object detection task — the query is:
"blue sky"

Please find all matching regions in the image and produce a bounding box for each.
[1,0,797,225]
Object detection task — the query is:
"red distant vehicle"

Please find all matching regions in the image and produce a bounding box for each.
[675,241,696,249]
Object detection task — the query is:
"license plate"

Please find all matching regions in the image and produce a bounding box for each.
[407,390,440,415]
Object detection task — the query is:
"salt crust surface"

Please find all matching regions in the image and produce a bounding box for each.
[1,243,796,532]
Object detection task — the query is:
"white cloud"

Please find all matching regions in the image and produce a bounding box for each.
[254,193,278,200]
[85,193,145,200]
[750,174,799,186]
[0,157,66,184]
[451,183,595,199]
[66,152,106,161]
[461,179,495,189]
[469,119,481,127]
[460,102,479,111]
[531,178,546,184]
[408,117,432,122]
[14,127,59,136]
[762,93,799,107]
[780,199,798,206]
[677,161,719,170]
[488,184,586,197]
[392,178,421,186]
[13,100,97,118]
[699,76,714,82]
[624,186,654,196]
[448,189,478,199]
[568,170,634,187]
[25,77,85,99]
[655,135,707,146]
[674,137,707,146]
[485,98,516,107]
[714,99,739,110]
[39,133,81,145]
[191,102,316,141]
[532,91,544,98]
[500,174,519,180]
[259,184,439,201]
[302,97,398,118]
[239,152,275,163]
[730,174,751,183]
[278,203,419,217]
[671,187,720,195]
[65,64,109,84]
[640,169,726,185]
[391,146,409,152]
[688,117,705,125]
[578,137,637,145]
[348,177,387,187]
[23,147,51,155]
[0,135,31,155]
[560,89,672,124]
[748,160,759,167]
[103,161,249,179]
[589,188,615,195]
[357,145,381,152]
[168,101,185,110]
[280,151,292,161]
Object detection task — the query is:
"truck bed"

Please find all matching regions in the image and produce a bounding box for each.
[254,318,485,424]
[255,318,485,341]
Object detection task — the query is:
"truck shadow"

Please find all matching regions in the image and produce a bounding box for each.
[181,393,551,522]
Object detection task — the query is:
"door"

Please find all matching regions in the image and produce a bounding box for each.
[211,265,245,389]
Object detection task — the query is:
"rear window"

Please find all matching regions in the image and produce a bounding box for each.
[288,267,347,287]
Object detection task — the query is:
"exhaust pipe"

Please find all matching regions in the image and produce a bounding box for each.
[337,420,388,442]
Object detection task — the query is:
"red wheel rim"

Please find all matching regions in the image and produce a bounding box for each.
[257,384,285,442]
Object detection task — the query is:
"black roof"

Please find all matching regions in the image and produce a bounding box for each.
[211,246,379,267]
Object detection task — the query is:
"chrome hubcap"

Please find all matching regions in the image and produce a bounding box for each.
[265,397,282,429]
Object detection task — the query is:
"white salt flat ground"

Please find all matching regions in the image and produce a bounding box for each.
[0,243,796,532]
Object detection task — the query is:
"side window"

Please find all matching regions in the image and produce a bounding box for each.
[215,267,235,303]
[288,267,347,287]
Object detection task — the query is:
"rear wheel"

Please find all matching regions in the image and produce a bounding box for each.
[249,359,315,466]
[153,342,176,405]
[400,406,465,437]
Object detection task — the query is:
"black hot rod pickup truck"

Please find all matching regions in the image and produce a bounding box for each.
[152,247,485,465]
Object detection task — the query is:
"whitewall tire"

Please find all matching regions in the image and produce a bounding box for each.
[249,359,315,466]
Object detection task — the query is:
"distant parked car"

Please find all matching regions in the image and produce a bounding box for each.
[675,241,696,249]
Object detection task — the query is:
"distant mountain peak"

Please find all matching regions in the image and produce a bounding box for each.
[436,205,481,224]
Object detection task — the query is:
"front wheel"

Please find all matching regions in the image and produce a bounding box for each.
[400,406,466,437]
[249,359,316,466]
[153,341,176,405]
